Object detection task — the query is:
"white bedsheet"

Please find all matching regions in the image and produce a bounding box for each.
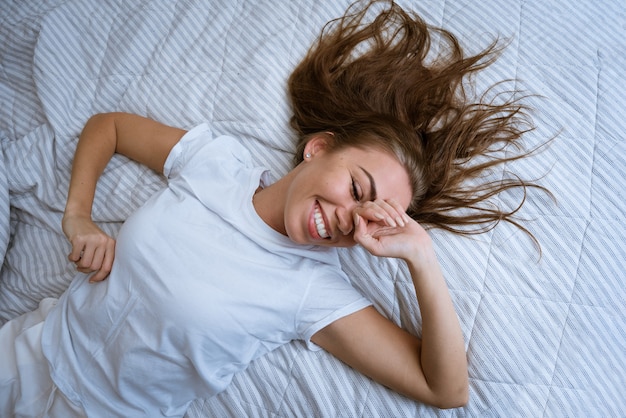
[1,0,624,416]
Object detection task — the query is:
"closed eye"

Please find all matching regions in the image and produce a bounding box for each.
[351,177,361,202]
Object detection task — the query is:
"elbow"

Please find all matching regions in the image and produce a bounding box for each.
[87,112,114,124]
[432,384,469,409]
[87,112,126,128]
[438,392,469,410]
[456,387,470,408]
[404,377,469,409]
[83,113,117,135]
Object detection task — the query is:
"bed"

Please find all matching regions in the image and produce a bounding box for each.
[1,0,624,416]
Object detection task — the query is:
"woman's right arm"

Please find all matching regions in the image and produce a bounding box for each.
[311,202,468,408]
[62,112,187,282]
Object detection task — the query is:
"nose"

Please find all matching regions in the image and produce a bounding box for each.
[336,206,355,236]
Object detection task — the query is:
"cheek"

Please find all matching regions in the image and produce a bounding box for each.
[282,188,319,243]
[283,198,305,234]
[303,168,344,200]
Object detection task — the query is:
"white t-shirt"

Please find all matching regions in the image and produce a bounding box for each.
[41,124,371,417]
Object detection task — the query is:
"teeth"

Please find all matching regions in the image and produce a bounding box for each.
[314,206,329,238]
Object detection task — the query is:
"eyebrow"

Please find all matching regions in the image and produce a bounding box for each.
[358,166,377,201]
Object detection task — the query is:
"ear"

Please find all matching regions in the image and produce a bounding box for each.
[303,133,334,160]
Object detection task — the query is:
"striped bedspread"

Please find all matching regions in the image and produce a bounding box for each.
[1,0,624,416]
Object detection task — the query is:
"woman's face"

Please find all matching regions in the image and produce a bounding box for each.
[284,135,412,247]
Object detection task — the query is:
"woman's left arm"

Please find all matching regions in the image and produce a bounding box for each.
[311,201,468,409]
[63,113,186,281]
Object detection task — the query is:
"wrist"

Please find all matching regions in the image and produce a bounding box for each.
[63,204,92,220]
[403,234,437,270]
[403,242,447,291]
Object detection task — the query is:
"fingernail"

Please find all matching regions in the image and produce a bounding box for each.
[374,213,385,220]
[387,217,397,227]
[396,216,405,227]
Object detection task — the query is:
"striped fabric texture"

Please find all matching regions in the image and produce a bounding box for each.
[1,0,624,416]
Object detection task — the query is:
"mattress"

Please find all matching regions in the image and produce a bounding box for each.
[0,0,624,416]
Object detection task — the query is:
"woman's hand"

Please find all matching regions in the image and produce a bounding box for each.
[62,214,116,282]
[352,199,431,262]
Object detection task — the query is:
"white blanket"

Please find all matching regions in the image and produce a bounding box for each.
[1,0,624,416]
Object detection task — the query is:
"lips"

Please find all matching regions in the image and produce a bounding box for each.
[311,201,330,239]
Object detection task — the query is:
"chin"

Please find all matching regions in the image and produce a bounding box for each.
[318,239,357,248]
[284,227,309,246]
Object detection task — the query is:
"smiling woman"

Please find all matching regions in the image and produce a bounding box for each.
[0,0,553,416]
[289,1,549,238]
[253,132,412,247]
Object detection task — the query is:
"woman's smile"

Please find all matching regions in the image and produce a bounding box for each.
[310,201,331,240]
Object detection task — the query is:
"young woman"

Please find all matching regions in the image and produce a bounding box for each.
[1,1,546,416]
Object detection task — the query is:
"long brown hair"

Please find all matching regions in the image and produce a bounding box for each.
[288,0,551,241]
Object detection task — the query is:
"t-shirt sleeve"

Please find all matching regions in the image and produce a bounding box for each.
[163,123,214,179]
[161,123,260,211]
[296,269,372,351]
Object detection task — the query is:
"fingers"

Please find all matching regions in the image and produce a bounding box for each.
[352,212,377,247]
[353,211,398,257]
[355,199,410,228]
[68,234,116,282]
[68,245,83,263]
[352,199,422,259]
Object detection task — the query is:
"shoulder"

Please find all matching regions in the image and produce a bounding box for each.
[164,124,253,179]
